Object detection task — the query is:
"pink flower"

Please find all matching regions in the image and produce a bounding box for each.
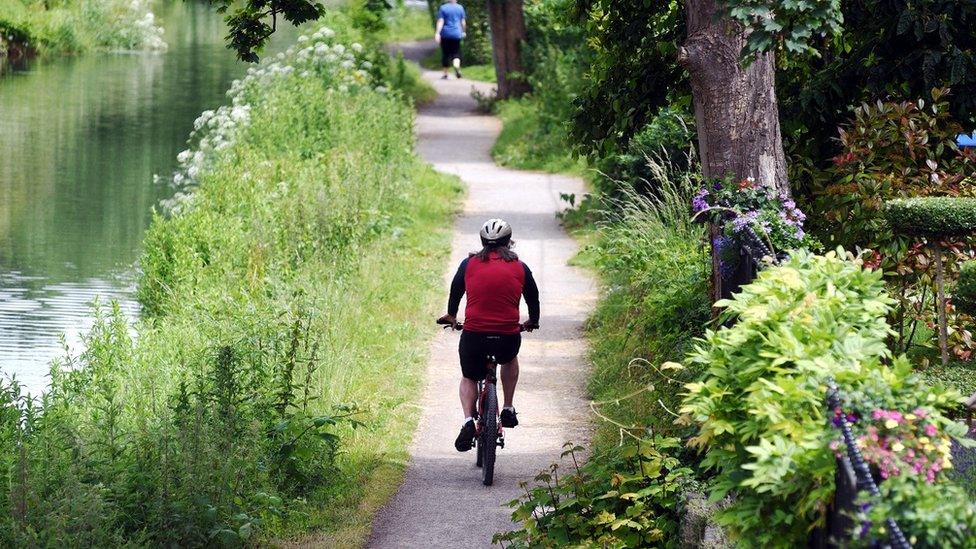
[925,424,938,437]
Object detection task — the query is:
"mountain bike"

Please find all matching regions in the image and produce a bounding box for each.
[437,319,514,486]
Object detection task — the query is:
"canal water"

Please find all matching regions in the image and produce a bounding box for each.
[0,2,293,393]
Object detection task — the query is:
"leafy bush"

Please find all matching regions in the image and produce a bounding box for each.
[885,197,976,237]
[594,107,695,196]
[811,91,976,255]
[0,16,460,545]
[808,92,976,360]
[857,474,976,548]
[957,261,976,316]
[680,249,972,546]
[494,439,694,548]
[679,250,892,544]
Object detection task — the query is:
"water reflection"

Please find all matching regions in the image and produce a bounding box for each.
[0,2,294,393]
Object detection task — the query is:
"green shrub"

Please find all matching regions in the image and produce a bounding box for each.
[595,107,695,196]
[858,474,976,548]
[885,197,976,238]
[957,261,976,316]
[494,438,694,547]
[810,91,975,258]
[680,249,971,546]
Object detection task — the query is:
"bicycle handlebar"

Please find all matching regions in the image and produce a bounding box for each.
[436,318,535,333]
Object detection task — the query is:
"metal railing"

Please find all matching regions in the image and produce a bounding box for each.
[825,381,912,549]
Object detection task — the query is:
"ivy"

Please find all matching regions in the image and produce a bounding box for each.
[725,0,844,59]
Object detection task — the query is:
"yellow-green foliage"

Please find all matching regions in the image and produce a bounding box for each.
[0,0,164,55]
[680,249,968,546]
[0,18,460,545]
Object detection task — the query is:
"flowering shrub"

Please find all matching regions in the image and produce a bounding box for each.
[833,407,953,482]
[99,0,166,51]
[160,23,387,213]
[680,249,971,546]
[692,177,815,280]
[693,177,811,254]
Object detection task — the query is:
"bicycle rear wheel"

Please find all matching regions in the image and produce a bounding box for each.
[480,382,498,486]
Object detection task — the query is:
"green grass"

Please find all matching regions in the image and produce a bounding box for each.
[570,177,709,452]
[380,4,434,43]
[492,99,586,174]
[0,16,462,546]
[0,0,164,56]
[389,51,437,105]
[420,47,496,82]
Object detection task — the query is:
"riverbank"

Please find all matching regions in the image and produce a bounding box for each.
[0,12,460,545]
[0,0,164,60]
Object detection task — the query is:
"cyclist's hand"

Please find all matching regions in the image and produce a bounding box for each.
[437,314,459,329]
[434,33,441,44]
[521,321,539,332]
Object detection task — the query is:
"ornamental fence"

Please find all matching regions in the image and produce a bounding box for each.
[811,382,912,549]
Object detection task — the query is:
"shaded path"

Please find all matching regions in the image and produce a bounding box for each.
[368,43,596,547]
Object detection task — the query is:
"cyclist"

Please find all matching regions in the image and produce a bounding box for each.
[434,0,466,79]
[438,219,540,452]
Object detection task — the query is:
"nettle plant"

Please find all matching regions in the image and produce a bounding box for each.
[692,176,815,278]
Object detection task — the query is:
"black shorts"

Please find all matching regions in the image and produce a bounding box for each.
[458,331,521,381]
[440,37,461,67]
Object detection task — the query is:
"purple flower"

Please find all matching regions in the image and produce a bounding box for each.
[692,188,709,214]
[731,210,760,233]
[713,181,723,191]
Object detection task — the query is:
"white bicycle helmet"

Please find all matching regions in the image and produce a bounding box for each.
[480,218,513,246]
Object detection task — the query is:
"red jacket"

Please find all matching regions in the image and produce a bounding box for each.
[447,252,540,334]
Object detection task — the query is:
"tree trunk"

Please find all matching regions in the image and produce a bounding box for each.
[486,0,531,99]
[679,0,789,301]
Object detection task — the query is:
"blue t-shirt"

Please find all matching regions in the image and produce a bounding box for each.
[438,3,466,40]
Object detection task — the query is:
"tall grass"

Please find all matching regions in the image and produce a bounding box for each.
[577,158,710,449]
[0,14,460,546]
[0,0,164,56]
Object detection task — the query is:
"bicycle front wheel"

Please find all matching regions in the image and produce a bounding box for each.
[480,383,498,486]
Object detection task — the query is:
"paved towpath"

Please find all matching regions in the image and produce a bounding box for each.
[368,42,595,548]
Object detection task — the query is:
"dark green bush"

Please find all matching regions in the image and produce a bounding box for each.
[956,261,976,316]
[885,197,976,237]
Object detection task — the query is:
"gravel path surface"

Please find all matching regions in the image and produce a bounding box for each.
[367,43,596,548]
